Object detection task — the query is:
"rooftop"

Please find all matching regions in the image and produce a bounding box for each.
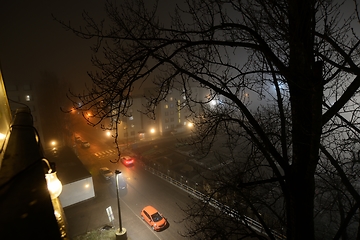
[47,146,91,185]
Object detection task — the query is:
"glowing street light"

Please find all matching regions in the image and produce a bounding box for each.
[149,128,156,140]
[50,140,58,154]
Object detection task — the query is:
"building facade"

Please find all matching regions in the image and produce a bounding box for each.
[112,86,210,142]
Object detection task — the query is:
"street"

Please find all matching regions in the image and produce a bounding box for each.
[63,122,195,239]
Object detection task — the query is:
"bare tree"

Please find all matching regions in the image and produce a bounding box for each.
[55,0,360,239]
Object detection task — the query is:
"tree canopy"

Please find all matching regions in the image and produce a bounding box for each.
[57,0,360,239]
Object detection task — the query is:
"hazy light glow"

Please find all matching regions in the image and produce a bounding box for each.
[45,172,63,199]
[43,158,62,199]
[0,132,6,140]
[150,128,155,133]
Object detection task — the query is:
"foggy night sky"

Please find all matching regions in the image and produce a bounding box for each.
[0,1,357,95]
[0,0,178,95]
[0,1,111,93]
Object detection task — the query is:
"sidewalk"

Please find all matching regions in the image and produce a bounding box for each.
[64,194,152,240]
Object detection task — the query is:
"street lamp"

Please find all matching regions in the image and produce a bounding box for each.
[115,170,127,240]
[50,140,57,149]
[150,128,155,140]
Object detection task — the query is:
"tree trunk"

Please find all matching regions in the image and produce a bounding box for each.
[286,168,316,239]
[286,60,323,240]
[286,0,322,239]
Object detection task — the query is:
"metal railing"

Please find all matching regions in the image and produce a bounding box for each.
[142,161,286,240]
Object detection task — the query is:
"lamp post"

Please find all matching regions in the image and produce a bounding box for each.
[115,170,127,240]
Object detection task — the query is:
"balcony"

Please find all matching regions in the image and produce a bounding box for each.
[0,70,67,239]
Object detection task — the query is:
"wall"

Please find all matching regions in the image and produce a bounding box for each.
[59,177,95,207]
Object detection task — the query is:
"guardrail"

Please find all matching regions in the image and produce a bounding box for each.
[142,162,286,240]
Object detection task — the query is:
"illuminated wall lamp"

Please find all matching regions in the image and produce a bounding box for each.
[42,158,62,199]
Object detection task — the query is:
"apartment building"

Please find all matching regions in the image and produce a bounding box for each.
[3,81,45,141]
[113,86,210,142]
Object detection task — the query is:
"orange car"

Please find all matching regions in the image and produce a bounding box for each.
[140,205,167,231]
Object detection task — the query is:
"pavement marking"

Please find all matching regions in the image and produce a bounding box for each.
[94,150,117,158]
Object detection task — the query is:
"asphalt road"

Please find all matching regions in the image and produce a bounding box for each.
[64,121,194,239]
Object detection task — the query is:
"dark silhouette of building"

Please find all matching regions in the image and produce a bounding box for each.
[0,70,67,239]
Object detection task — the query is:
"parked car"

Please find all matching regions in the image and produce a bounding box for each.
[140,206,167,231]
[81,141,90,148]
[75,136,82,143]
[99,167,114,180]
[120,156,134,166]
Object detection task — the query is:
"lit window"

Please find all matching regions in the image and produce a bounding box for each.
[129,116,134,120]
[25,95,31,101]
[169,97,173,101]
[165,104,168,109]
